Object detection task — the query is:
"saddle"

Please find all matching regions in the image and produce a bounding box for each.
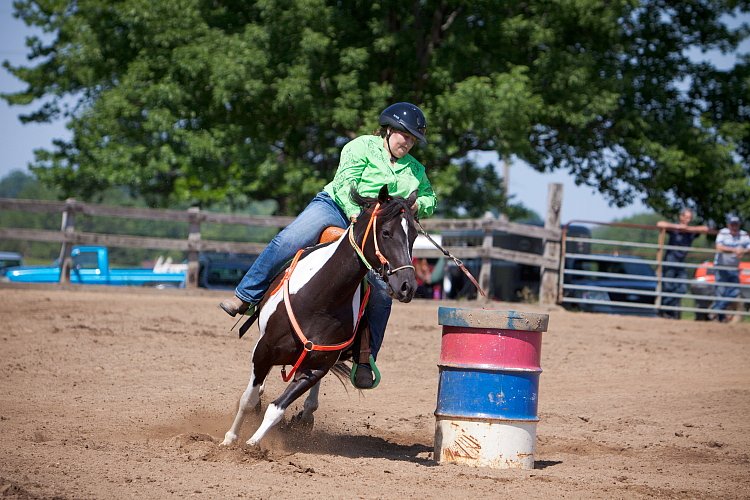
[319,226,345,244]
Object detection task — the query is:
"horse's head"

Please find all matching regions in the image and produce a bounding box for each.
[351,185,418,302]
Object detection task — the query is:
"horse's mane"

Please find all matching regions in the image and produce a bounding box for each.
[350,188,414,223]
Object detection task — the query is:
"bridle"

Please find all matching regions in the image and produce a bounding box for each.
[348,202,415,278]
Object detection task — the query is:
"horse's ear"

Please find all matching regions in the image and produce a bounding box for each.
[406,190,418,209]
[377,185,390,203]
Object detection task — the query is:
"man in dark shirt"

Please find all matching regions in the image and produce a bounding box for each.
[657,208,709,319]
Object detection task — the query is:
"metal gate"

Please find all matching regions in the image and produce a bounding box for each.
[559,221,750,320]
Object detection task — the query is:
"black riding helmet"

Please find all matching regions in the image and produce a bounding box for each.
[379,102,428,145]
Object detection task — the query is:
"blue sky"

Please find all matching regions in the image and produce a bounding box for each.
[1,5,746,223]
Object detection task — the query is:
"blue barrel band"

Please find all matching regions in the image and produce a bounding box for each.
[438,362,542,374]
[438,306,549,332]
[436,368,539,420]
[434,412,540,423]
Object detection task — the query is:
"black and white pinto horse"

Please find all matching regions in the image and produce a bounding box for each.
[221,186,418,447]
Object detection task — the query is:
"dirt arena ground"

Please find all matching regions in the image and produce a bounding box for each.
[1,285,749,499]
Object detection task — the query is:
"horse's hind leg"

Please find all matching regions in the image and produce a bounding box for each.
[247,368,326,447]
[221,359,272,446]
[289,381,320,429]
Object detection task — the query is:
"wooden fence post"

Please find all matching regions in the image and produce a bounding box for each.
[58,198,77,284]
[186,207,202,288]
[539,183,563,305]
[477,212,494,301]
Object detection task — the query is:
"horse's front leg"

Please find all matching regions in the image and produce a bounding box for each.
[221,357,272,446]
[247,367,326,447]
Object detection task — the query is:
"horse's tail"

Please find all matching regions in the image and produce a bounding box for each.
[330,362,353,393]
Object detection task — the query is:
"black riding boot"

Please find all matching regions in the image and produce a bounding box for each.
[353,363,374,389]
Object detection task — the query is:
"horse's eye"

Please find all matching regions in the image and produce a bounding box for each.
[382,229,391,238]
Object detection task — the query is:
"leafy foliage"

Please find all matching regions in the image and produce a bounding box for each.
[3,0,749,222]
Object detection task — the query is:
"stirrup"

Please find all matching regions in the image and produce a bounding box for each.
[235,303,260,339]
[350,355,381,390]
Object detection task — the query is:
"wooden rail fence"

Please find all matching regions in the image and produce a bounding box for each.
[0,183,563,303]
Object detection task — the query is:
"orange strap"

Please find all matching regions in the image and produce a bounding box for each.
[360,203,379,256]
[279,249,372,382]
[371,208,390,267]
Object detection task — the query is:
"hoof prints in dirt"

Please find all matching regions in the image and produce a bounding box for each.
[168,433,270,464]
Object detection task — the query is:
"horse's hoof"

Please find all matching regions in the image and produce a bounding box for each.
[245,438,260,447]
[289,412,314,430]
[220,432,237,446]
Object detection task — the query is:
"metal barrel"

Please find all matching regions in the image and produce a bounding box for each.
[434,307,549,469]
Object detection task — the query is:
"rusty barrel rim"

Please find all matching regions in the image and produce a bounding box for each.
[438,306,549,332]
[438,361,543,373]
[434,412,541,423]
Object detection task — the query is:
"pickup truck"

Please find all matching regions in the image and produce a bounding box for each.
[3,246,187,287]
[0,251,23,276]
[560,254,658,316]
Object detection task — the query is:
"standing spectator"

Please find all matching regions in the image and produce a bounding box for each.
[413,258,434,298]
[413,257,445,299]
[657,208,709,319]
[711,215,750,322]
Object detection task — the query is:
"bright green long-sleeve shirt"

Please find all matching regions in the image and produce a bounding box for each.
[323,135,437,219]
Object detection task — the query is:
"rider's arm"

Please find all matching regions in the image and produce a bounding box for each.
[413,163,437,219]
[715,230,740,255]
[327,140,369,219]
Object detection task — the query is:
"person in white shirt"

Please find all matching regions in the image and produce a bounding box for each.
[711,215,750,321]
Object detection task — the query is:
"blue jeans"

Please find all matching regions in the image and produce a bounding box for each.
[235,191,392,360]
[366,276,390,360]
[661,254,688,319]
[712,269,740,317]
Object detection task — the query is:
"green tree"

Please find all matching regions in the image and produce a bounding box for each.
[3,0,749,221]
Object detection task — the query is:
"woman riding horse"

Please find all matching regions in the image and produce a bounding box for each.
[221,188,420,447]
[220,102,437,388]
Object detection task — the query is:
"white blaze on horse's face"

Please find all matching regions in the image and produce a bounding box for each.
[402,218,411,258]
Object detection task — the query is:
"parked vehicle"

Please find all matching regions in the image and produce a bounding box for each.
[198,252,257,290]
[690,261,750,320]
[3,246,186,287]
[0,251,23,276]
[561,255,657,316]
[441,223,592,302]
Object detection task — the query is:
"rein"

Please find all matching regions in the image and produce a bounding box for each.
[414,219,486,298]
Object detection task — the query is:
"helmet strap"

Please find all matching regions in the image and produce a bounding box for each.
[385,129,398,163]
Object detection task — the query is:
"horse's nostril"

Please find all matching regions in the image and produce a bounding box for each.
[401,282,410,292]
